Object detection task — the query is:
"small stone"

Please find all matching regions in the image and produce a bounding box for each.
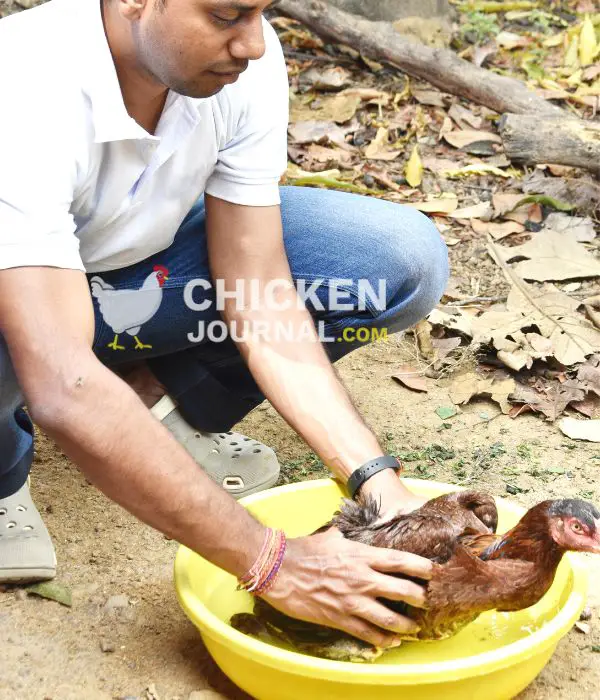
[104,594,129,611]
[100,640,115,653]
[15,589,27,601]
[575,621,590,634]
[580,606,593,621]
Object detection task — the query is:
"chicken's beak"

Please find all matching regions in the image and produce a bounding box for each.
[164,275,169,281]
[591,520,600,554]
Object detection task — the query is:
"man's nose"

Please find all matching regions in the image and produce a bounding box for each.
[229,16,266,62]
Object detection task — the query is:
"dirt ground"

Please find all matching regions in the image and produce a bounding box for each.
[2,333,600,700]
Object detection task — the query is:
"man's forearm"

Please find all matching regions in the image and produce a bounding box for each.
[33,354,265,577]
[222,282,413,502]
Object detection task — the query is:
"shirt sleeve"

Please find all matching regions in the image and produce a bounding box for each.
[0,72,84,272]
[204,19,290,207]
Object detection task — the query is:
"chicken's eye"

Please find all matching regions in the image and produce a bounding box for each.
[572,522,583,533]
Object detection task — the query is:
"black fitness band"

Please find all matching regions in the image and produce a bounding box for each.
[347,455,402,500]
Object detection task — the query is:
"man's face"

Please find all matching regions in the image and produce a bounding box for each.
[122,0,276,98]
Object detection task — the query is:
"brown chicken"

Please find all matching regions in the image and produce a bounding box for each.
[231,494,600,662]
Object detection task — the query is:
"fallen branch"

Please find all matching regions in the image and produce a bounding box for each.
[277,0,563,117]
[500,115,600,175]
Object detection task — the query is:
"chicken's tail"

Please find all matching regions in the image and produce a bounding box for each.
[89,275,114,299]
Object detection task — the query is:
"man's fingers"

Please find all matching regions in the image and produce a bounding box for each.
[358,600,421,636]
[341,618,404,648]
[373,573,428,609]
[368,548,433,581]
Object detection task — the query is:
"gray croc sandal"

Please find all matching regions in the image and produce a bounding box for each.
[0,481,57,583]
[152,396,280,499]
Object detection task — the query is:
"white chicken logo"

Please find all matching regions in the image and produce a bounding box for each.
[90,265,170,351]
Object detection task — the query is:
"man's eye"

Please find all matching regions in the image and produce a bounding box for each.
[212,13,240,26]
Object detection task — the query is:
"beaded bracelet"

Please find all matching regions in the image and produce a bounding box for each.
[238,528,287,596]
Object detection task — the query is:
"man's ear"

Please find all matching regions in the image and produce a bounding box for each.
[116,0,149,20]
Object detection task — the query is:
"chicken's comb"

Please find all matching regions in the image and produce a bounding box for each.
[153,264,169,276]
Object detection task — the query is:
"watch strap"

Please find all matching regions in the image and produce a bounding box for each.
[347,455,401,500]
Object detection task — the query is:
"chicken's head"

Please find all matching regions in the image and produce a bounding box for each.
[153,265,170,287]
[548,499,600,554]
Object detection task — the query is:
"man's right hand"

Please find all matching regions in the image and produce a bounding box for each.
[263,528,432,647]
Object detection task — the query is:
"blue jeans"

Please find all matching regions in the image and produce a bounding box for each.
[0,187,448,498]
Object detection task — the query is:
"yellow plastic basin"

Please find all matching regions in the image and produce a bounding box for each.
[175,479,588,700]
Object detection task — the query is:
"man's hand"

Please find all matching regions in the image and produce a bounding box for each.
[358,468,427,519]
[263,529,432,647]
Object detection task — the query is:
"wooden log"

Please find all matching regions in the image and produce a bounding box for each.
[500,115,600,175]
[276,0,563,117]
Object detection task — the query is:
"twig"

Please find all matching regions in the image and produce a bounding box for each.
[449,295,507,307]
[282,48,354,64]
[486,237,589,355]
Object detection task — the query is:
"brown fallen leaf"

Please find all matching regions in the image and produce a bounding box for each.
[392,367,429,393]
[543,213,596,242]
[407,195,459,215]
[412,89,447,107]
[448,201,493,220]
[414,319,434,360]
[287,121,356,150]
[448,104,482,130]
[471,219,526,240]
[365,127,401,161]
[492,193,528,218]
[443,129,502,150]
[558,418,600,442]
[495,230,600,282]
[290,93,362,124]
[473,284,600,368]
[423,157,462,174]
[449,372,515,414]
[511,382,585,422]
[570,396,599,418]
[432,336,463,361]
[428,307,475,337]
[301,66,352,92]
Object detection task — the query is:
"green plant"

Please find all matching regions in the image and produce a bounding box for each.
[461,11,501,43]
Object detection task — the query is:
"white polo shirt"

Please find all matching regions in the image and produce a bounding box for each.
[0,0,289,273]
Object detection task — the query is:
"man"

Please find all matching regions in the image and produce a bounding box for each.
[0,0,448,647]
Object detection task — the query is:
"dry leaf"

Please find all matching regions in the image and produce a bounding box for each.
[448,104,482,130]
[303,144,353,167]
[492,193,528,218]
[495,230,600,282]
[287,121,355,149]
[471,220,526,240]
[496,31,530,50]
[512,382,585,422]
[472,284,600,368]
[392,366,429,393]
[412,89,446,107]
[443,130,502,150]
[405,145,424,187]
[407,195,459,215]
[543,213,596,242]
[449,372,515,414]
[559,417,600,442]
[448,202,493,220]
[428,307,475,336]
[414,319,434,360]
[290,93,362,124]
[443,164,510,179]
[301,66,351,91]
[423,157,461,174]
[365,127,401,161]
[431,337,463,366]
[580,16,598,66]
